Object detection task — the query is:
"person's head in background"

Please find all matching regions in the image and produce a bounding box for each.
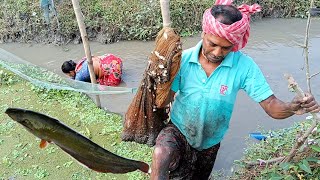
[61,60,76,79]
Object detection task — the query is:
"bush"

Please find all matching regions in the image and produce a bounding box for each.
[232,122,320,179]
[0,0,319,44]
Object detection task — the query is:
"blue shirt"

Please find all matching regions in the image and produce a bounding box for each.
[75,60,91,82]
[170,41,273,150]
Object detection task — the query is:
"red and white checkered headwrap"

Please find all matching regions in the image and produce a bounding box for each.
[202,0,261,51]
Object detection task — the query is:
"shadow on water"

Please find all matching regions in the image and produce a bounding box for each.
[1,18,320,175]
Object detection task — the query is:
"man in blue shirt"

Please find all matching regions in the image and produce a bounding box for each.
[150,1,320,180]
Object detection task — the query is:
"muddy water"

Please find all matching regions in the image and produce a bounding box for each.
[1,18,320,174]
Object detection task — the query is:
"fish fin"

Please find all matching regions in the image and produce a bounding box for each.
[39,139,48,149]
[139,162,150,173]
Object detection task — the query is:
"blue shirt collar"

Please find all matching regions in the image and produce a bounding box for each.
[189,40,234,68]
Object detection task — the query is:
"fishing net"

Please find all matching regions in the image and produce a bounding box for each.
[122,27,182,146]
[0,48,136,95]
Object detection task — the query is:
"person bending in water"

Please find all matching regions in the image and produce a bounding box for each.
[61,54,123,86]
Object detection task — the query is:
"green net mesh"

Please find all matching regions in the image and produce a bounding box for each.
[0,48,136,95]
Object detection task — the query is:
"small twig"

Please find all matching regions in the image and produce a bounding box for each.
[291,40,305,48]
[304,0,314,93]
[310,71,320,78]
[244,157,285,167]
[281,74,319,163]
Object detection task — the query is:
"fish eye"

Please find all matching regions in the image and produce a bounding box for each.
[20,118,30,125]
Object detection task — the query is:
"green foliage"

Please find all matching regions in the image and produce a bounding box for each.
[0,0,46,43]
[243,0,320,18]
[0,67,151,179]
[0,69,19,85]
[4,0,319,44]
[233,122,320,179]
[33,166,50,179]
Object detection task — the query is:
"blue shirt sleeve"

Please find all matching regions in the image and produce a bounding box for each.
[241,61,273,102]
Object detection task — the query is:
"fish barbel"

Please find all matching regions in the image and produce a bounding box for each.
[5,108,149,174]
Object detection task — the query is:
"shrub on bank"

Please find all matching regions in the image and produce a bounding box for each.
[0,0,319,44]
[232,121,320,179]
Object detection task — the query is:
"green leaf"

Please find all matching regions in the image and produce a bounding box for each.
[298,160,312,174]
[283,175,295,180]
[310,145,320,153]
[269,177,283,180]
[306,157,319,163]
[268,172,283,180]
[280,162,293,170]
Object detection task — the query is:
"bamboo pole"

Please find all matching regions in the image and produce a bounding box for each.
[160,0,171,27]
[71,0,101,107]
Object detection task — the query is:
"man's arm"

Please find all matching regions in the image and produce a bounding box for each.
[259,93,320,119]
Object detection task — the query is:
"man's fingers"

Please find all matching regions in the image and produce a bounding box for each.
[301,101,317,108]
[308,106,320,113]
[294,109,306,115]
[302,104,320,113]
[303,93,315,103]
[291,93,319,114]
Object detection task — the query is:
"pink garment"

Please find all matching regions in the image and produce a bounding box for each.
[202,0,261,51]
[97,54,123,86]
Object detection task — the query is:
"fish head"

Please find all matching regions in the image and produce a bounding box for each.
[5,108,35,125]
[5,108,51,139]
[5,108,39,131]
[5,108,23,122]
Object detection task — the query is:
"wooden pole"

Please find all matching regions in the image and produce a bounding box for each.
[160,0,171,27]
[71,0,101,107]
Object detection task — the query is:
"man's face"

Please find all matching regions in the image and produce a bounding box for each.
[201,32,233,64]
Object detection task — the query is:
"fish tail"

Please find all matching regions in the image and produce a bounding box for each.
[139,162,150,173]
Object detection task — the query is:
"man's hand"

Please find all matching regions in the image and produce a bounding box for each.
[289,93,320,115]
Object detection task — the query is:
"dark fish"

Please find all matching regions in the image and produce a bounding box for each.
[5,108,149,174]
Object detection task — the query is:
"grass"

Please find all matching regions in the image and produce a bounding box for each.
[0,68,152,180]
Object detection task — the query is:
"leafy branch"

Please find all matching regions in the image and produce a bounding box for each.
[244,0,319,167]
[280,75,319,163]
[281,0,319,163]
